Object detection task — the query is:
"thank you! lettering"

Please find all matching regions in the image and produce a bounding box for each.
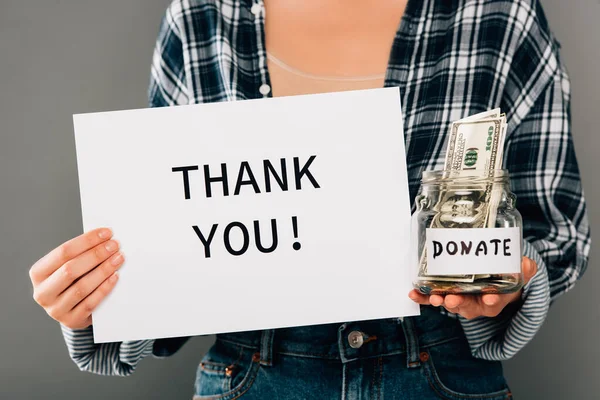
[172,156,318,258]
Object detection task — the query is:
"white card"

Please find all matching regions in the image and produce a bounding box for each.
[73,87,420,343]
[426,227,522,275]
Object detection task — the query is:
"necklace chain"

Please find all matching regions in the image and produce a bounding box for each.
[266,52,386,82]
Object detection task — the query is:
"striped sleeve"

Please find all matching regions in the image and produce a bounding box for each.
[459,2,590,360]
[61,325,155,376]
[60,2,191,376]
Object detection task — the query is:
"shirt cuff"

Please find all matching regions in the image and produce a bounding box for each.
[459,240,551,360]
[60,324,155,376]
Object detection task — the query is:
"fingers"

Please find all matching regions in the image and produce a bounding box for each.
[60,273,120,329]
[443,295,465,309]
[30,228,113,285]
[47,252,125,320]
[34,239,121,306]
[446,295,477,318]
[408,290,430,305]
[408,292,468,313]
[407,259,537,320]
[478,294,508,317]
[408,291,507,319]
[429,294,466,309]
[29,228,126,330]
[481,294,500,306]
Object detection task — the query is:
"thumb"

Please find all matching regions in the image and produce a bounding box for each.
[522,257,537,284]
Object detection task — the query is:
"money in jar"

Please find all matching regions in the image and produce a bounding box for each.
[411,169,524,295]
[411,109,524,295]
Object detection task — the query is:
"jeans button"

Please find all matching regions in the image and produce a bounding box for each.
[348,331,364,349]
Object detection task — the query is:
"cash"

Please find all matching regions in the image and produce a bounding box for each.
[418,109,507,283]
[444,108,507,229]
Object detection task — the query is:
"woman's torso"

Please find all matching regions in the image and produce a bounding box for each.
[166,1,540,398]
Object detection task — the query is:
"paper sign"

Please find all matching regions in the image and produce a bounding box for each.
[426,227,522,275]
[73,87,419,343]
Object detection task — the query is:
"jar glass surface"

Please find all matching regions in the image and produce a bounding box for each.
[412,170,524,295]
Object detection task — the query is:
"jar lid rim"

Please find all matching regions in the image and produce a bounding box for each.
[421,169,509,182]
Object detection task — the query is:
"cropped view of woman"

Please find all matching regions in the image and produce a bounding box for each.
[29,1,590,399]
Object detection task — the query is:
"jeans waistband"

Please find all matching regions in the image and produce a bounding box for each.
[216,306,462,367]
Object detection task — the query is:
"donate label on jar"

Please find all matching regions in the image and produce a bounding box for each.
[426,227,521,275]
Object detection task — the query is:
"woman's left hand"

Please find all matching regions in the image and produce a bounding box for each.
[408,257,538,319]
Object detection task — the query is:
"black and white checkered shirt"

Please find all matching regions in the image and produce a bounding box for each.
[62,0,591,375]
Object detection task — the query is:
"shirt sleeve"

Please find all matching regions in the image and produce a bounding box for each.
[61,2,191,376]
[148,0,189,107]
[61,325,155,376]
[459,0,591,360]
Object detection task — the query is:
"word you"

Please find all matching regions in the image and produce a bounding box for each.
[193,217,301,258]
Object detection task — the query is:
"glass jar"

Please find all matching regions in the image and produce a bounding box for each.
[412,170,524,295]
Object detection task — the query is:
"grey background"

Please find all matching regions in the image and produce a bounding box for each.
[0,0,597,399]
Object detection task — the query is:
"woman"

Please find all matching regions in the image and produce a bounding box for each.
[30,0,590,398]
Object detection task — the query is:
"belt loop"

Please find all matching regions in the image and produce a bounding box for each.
[259,329,275,367]
[400,317,421,369]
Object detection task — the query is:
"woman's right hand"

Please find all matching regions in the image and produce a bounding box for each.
[29,227,125,329]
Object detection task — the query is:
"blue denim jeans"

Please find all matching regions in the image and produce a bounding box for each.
[193,307,512,399]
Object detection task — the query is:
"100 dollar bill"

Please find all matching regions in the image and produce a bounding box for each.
[444,118,503,174]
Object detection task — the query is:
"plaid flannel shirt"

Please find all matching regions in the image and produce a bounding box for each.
[61,0,590,375]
